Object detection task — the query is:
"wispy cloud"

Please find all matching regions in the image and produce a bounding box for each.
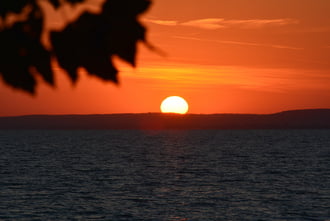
[120,63,330,92]
[145,18,299,30]
[173,36,304,50]
[220,18,299,28]
[181,18,226,30]
[143,18,178,26]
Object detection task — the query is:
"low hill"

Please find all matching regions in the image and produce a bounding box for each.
[0,109,330,130]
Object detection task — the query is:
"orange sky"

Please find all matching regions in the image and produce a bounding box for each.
[1,0,330,116]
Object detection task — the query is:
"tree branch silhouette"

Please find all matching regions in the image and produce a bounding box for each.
[0,0,151,94]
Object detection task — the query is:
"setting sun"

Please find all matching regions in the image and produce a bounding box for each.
[160,96,189,114]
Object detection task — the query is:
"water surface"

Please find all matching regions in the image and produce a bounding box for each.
[0,130,329,220]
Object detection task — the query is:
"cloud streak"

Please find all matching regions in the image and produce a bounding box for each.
[173,36,304,50]
[121,63,330,93]
[218,18,299,28]
[181,18,226,30]
[144,19,178,26]
[145,18,299,30]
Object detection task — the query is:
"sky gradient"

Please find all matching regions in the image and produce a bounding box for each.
[1,0,330,116]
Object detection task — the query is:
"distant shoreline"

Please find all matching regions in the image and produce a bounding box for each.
[0,109,330,130]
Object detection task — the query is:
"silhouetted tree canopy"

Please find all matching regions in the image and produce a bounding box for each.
[0,0,151,94]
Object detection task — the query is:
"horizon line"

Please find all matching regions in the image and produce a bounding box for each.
[1,108,330,118]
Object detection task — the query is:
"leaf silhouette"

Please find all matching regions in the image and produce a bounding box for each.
[0,0,151,94]
[0,4,54,94]
[102,0,151,65]
[51,13,118,83]
[48,0,61,9]
[48,0,86,9]
[51,0,151,84]
[0,0,32,18]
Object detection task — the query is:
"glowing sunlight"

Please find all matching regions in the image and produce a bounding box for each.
[160,96,189,114]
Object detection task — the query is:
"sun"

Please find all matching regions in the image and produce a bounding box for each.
[160,96,189,114]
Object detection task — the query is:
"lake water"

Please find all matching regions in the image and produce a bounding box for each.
[0,130,329,220]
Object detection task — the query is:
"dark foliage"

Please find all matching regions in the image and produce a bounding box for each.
[48,0,86,9]
[0,0,151,94]
[0,0,33,17]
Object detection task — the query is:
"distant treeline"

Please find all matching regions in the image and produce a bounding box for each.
[0,109,330,130]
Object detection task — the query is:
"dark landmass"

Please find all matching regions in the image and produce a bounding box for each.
[0,109,330,130]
